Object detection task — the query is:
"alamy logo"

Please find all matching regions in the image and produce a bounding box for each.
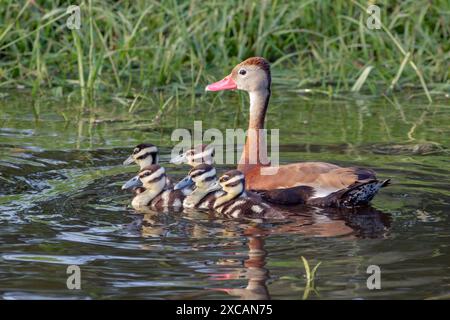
[366,265,381,290]
[66,5,81,30]
[366,5,381,30]
[66,265,81,290]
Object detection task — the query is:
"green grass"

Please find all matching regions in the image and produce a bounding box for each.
[0,0,448,100]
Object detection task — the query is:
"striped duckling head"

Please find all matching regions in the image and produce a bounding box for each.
[218,170,245,198]
[170,144,215,167]
[175,164,222,209]
[173,164,218,192]
[122,164,167,193]
[123,143,159,169]
[189,164,218,189]
[138,165,166,190]
[122,165,168,208]
[213,169,248,212]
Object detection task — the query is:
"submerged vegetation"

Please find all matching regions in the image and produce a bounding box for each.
[0,0,448,101]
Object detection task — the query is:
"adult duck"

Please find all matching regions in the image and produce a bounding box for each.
[205,57,389,205]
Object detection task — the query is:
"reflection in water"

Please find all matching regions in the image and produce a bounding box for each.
[213,226,270,300]
[269,205,391,239]
[133,205,391,300]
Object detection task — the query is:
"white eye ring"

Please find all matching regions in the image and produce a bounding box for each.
[238,69,247,76]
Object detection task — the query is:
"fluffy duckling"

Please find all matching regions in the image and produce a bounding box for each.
[170,144,215,167]
[174,164,225,210]
[122,165,191,210]
[213,170,284,219]
[123,143,176,188]
[123,143,159,169]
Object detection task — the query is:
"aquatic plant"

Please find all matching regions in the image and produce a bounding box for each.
[301,256,321,300]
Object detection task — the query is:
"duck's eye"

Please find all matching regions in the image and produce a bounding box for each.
[238,69,247,76]
[144,172,151,177]
[188,150,195,156]
[133,148,139,154]
[220,176,229,182]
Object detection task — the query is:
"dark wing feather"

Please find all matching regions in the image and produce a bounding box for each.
[251,185,315,205]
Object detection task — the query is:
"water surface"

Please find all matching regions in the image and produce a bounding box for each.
[0,90,449,299]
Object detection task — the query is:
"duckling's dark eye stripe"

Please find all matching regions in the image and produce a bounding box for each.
[225,180,242,187]
[191,170,206,178]
[203,175,216,182]
[137,152,155,161]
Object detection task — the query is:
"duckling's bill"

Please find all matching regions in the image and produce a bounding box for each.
[170,153,187,165]
[123,155,135,166]
[174,176,194,190]
[122,175,143,190]
[204,181,221,193]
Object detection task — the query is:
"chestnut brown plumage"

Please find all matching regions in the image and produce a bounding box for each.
[206,57,390,207]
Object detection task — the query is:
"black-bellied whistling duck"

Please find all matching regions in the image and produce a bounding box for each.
[123,143,159,169]
[213,170,285,219]
[122,165,192,210]
[206,57,389,206]
[174,163,279,210]
[123,143,175,188]
[174,163,225,209]
[170,144,217,202]
[170,144,215,166]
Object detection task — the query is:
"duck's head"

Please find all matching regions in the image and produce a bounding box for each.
[218,170,245,197]
[123,143,159,169]
[170,144,215,167]
[174,163,221,191]
[206,57,271,93]
[122,164,166,193]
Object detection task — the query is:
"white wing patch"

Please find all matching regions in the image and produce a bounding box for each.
[231,209,241,218]
[251,205,264,214]
[224,200,247,215]
[172,198,182,207]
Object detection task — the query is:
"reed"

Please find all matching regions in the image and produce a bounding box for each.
[301,256,321,300]
[0,0,448,99]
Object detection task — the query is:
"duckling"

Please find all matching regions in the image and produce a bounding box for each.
[123,143,176,188]
[121,165,191,210]
[123,143,159,169]
[174,164,225,210]
[170,144,215,166]
[213,170,285,219]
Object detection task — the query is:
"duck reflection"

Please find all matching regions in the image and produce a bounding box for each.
[271,205,392,238]
[209,206,391,300]
[128,205,391,300]
[211,226,270,300]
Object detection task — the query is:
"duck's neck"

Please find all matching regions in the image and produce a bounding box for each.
[131,181,165,208]
[183,188,207,208]
[184,182,219,208]
[238,89,270,173]
[214,185,245,209]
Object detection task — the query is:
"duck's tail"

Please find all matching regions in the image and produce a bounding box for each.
[309,179,390,208]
